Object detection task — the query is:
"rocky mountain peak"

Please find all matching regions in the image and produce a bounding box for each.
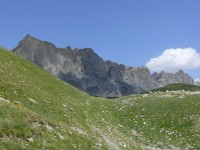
[177,69,184,74]
[13,35,35,52]
[81,48,94,53]
[65,46,72,50]
[152,69,194,86]
[12,35,195,97]
[24,34,34,39]
[20,34,40,45]
[23,34,32,40]
[13,34,56,53]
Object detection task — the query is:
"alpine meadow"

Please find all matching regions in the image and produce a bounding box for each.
[1,47,200,149]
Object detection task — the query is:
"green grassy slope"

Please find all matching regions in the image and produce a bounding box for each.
[1,47,200,149]
[150,83,200,92]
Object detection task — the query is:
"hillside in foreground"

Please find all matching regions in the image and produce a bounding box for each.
[1,47,200,149]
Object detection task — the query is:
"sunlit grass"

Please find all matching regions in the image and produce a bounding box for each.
[0,47,200,149]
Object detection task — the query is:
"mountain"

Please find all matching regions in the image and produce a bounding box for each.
[194,80,200,86]
[1,47,200,149]
[13,35,194,97]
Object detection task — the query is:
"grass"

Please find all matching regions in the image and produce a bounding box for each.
[0,47,200,149]
[150,83,200,92]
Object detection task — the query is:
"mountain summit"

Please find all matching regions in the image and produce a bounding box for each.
[13,35,194,97]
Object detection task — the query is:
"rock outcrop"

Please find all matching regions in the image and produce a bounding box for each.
[13,35,194,97]
[152,70,194,86]
[194,81,200,86]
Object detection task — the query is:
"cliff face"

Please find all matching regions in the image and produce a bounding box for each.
[13,35,194,97]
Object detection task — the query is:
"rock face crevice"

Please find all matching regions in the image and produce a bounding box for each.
[13,35,194,97]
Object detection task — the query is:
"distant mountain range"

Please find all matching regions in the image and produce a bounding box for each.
[13,35,194,97]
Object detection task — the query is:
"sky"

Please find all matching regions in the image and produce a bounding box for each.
[1,0,200,80]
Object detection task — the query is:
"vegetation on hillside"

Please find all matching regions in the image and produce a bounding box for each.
[150,83,200,92]
[0,47,200,149]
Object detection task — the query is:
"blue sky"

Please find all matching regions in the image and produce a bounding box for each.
[1,0,200,80]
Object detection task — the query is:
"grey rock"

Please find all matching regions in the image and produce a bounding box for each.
[13,35,194,97]
[152,70,194,88]
[194,81,200,86]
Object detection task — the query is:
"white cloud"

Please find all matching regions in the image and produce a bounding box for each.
[145,48,200,73]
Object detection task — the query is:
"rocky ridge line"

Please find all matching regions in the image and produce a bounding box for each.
[13,35,194,97]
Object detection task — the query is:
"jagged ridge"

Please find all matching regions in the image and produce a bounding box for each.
[13,35,194,97]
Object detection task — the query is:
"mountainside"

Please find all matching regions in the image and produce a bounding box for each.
[1,47,200,149]
[13,35,194,97]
